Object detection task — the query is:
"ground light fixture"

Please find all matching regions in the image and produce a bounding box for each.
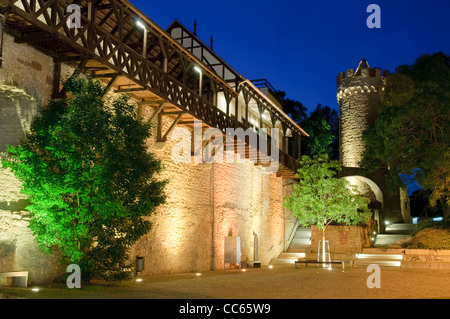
[195,273,202,276]
[136,278,143,282]
[268,265,273,269]
[31,287,39,292]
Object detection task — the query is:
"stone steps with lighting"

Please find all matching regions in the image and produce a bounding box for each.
[374,234,411,247]
[271,227,311,264]
[385,223,416,235]
[354,248,404,267]
[286,227,311,252]
[373,223,415,247]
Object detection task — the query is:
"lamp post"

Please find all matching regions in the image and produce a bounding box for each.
[136,20,148,58]
[194,65,202,97]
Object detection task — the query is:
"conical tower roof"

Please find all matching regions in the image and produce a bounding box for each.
[354,58,370,76]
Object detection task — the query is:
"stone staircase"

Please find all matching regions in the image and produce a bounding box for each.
[355,223,416,267]
[354,248,404,267]
[373,223,416,248]
[270,223,417,268]
[270,227,310,264]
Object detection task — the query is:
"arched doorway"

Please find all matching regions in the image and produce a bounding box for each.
[342,175,383,233]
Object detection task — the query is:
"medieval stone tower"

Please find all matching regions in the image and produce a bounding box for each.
[336,58,385,168]
[336,59,411,232]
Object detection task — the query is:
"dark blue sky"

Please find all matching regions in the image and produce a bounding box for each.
[130,0,450,114]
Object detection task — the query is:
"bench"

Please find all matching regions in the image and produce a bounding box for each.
[295,260,353,270]
[0,271,29,288]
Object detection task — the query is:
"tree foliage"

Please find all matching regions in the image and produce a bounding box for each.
[283,154,371,232]
[300,105,335,157]
[1,76,167,281]
[274,90,307,123]
[360,53,450,211]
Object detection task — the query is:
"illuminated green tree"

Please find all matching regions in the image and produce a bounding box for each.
[360,53,450,216]
[301,104,336,157]
[2,76,166,281]
[283,154,371,260]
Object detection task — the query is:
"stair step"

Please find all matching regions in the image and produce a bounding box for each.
[278,252,306,259]
[361,248,405,254]
[385,223,416,235]
[287,248,310,253]
[291,240,311,245]
[357,253,403,260]
[374,234,411,247]
[270,258,297,264]
[354,260,402,267]
[273,226,311,265]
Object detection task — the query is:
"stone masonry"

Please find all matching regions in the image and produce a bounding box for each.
[0,32,295,283]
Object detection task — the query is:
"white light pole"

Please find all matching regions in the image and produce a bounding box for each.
[136,20,148,58]
[194,65,202,97]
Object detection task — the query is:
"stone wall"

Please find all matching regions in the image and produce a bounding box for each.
[0,32,295,282]
[337,74,383,169]
[402,249,450,270]
[130,106,292,275]
[0,33,54,107]
[0,34,65,284]
[336,61,411,225]
[311,224,374,254]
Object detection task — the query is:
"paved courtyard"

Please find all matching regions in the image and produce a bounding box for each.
[1,264,449,299]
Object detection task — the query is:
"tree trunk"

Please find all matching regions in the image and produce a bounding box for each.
[322,230,326,263]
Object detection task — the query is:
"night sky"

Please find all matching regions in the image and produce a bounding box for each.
[130,0,450,115]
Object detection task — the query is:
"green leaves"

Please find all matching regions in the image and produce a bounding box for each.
[283,154,371,231]
[300,105,336,157]
[2,76,166,281]
[360,53,450,208]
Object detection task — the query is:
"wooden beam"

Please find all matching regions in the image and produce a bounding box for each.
[101,73,120,98]
[146,100,165,124]
[158,111,184,142]
[114,87,146,93]
[56,56,90,98]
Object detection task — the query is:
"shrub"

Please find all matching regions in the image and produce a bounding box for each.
[406,227,450,249]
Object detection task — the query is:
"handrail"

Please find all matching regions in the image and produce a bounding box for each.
[285,218,300,251]
[6,0,302,173]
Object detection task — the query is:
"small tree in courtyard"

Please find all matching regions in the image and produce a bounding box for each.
[2,75,167,281]
[283,154,371,262]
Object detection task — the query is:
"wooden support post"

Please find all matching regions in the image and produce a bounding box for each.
[101,73,120,98]
[56,56,89,98]
[146,100,165,124]
[258,103,265,130]
[158,112,184,142]
[87,0,94,21]
[142,28,148,58]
